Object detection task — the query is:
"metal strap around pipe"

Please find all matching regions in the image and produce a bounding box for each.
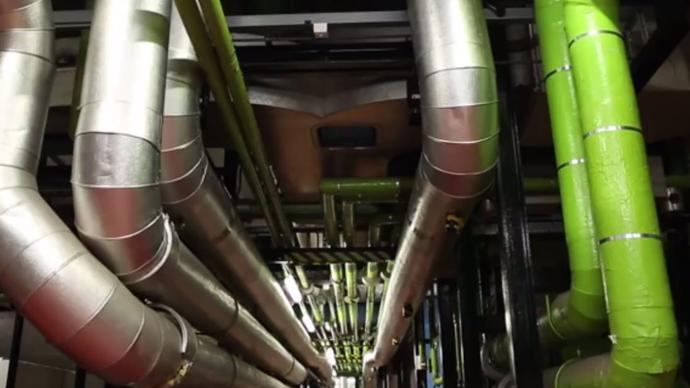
[542,64,572,83]
[582,125,643,139]
[568,29,624,48]
[598,232,663,245]
[556,158,585,171]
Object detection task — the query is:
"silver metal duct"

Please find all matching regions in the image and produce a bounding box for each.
[0,1,287,387]
[160,7,333,384]
[363,0,498,384]
[71,1,302,385]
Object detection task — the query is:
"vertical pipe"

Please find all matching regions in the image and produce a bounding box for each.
[535,0,606,347]
[548,0,680,386]
[323,194,340,247]
[345,263,360,342]
[196,0,295,245]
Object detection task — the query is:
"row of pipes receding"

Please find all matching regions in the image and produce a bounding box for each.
[0,0,682,387]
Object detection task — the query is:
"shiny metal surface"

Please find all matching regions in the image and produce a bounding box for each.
[72,1,305,385]
[161,6,327,383]
[363,0,498,384]
[0,2,183,386]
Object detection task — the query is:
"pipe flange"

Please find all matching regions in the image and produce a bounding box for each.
[120,215,177,286]
[151,303,198,387]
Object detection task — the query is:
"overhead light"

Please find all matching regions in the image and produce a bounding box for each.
[283,275,303,304]
[302,314,316,333]
[325,347,337,366]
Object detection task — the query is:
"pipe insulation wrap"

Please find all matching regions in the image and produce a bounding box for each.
[71,1,293,386]
[167,2,333,382]
[161,4,331,383]
[160,8,308,384]
[0,1,234,387]
[363,0,498,384]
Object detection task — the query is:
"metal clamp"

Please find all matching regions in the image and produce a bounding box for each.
[150,304,198,387]
[599,232,663,245]
[583,125,643,140]
[556,158,585,172]
[542,64,572,83]
[568,29,624,48]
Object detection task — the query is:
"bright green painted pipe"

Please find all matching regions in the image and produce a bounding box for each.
[197,0,294,246]
[524,177,560,193]
[548,0,680,386]
[330,264,349,336]
[173,0,282,244]
[345,262,359,342]
[536,0,607,347]
[320,178,413,201]
[363,262,378,339]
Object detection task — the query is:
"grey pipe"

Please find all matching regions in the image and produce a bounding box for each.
[0,2,286,387]
[71,0,300,385]
[159,7,309,384]
[363,0,498,385]
[159,6,332,384]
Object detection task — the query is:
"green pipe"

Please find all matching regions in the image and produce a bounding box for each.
[536,0,606,348]
[523,177,560,193]
[320,178,413,201]
[173,0,282,244]
[197,0,294,246]
[345,262,359,342]
[322,194,340,247]
[330,264,349,336]
[342,201,356,247]
[549,0,680,386]
[363,262,379,339]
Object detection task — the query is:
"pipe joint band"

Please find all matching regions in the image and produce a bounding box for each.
[542,64,572,83]
[598,232,663,245]
[568,29,624,48]
[151,304,198,387]
[583,125,643,140]
[556,158,586,171]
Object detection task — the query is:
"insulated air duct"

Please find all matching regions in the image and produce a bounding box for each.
[0,1,289,387]
[161,4,332,383]
[363,0,498,384]
[71,0,304,384]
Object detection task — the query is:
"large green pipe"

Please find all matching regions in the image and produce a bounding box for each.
[345,262,360,342]
[363,262,379,341]
[537,0,607,348]
[196,0,294,246]
[547,0,680,386]
[330,264,349,336]
[173,0,282,244]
